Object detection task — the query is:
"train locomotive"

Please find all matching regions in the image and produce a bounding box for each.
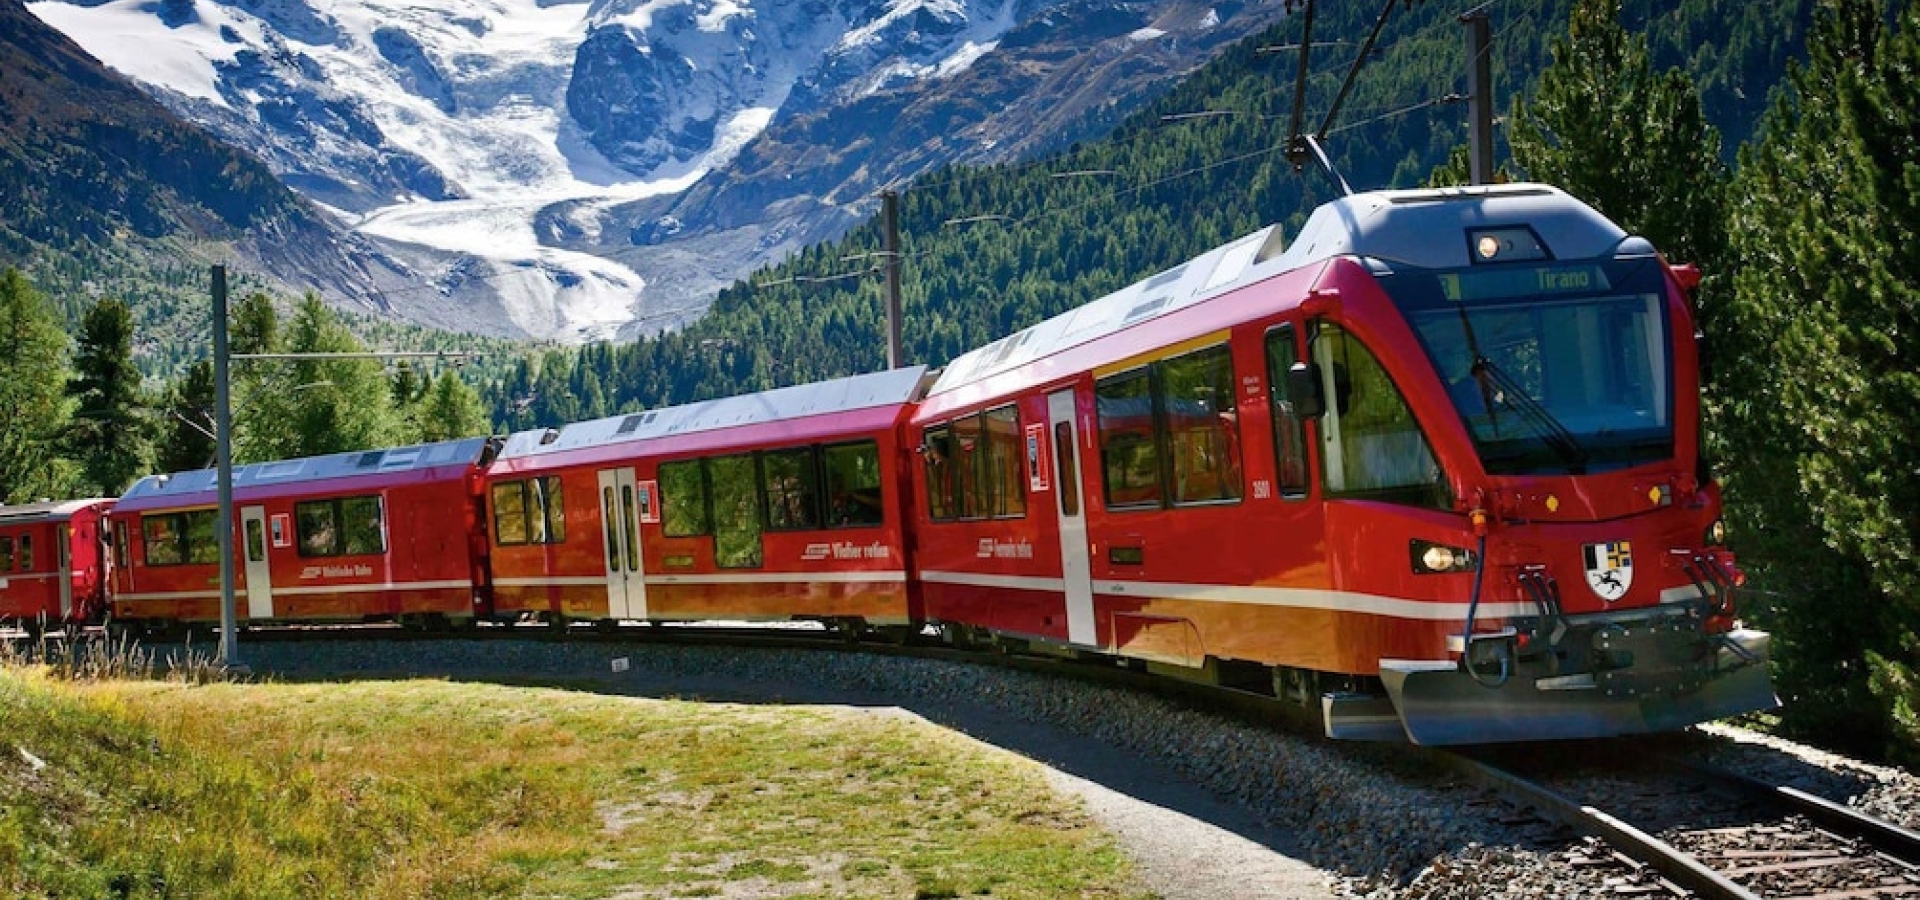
[60,183,1777,745]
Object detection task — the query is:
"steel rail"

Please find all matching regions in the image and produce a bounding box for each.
[1439,751,1765,900]
[1663,756,1920,867]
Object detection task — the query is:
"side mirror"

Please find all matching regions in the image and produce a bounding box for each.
[1285,361,1325,419]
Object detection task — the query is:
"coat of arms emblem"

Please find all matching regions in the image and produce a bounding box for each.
[1583,540,1633,602]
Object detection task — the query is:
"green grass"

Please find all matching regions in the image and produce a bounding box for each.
[0,660,1146,899]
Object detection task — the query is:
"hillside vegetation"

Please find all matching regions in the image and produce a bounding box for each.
[0,660,1137,898]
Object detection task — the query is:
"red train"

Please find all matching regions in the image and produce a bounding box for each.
[108,438,493,630]
[77,183,1776,745]
[0,498,114,633]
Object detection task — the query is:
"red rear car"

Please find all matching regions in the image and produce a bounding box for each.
[0,498,114,632]
[109,438,495,630]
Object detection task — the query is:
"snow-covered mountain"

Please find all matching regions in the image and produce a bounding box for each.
[28,0,1291,341]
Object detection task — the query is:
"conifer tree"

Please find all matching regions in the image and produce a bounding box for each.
[158,360,216,472]
[1720,0,1920,764]
[65,298,155,494]
[0,268,76,502]
[230,292,293,464]
[1506,0,1728,270]
[278,293,406,458]
[415,369,490,443]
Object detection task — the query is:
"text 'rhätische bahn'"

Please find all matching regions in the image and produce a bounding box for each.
[0,184,1778,746]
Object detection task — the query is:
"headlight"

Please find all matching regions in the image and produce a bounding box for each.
[1705,519,1728,546]
[1411,539,1479,574]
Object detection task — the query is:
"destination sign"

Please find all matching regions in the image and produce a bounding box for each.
[1437,265,1612,302]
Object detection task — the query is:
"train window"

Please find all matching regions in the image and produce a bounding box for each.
[139,512,217,566]
[1163,346,1242,506]
[619,485,639,571]
[709,454,763,568]
[493,478,566,546]
[141,516,180,566]
[1097,369,1163,509]
[1054,422,1079,517]
[296,496,387,557]
[493,482,530,544]
[762,447,821,531]
[185,511,220,564]
[1312,324,1447,507]
[923,425,959,521]
[953,413,984,518]
[113,521,129,569]
[343,497,386,555]
[660,460,711,537]
[982,405,1027,518]
[602,487,621,572]
[0,536,11,570]
[17,535,30,570]
[297,503,336,556]
[824,441,884,528]
[246,518,266,563]
[532,477,565,543]
[1265,327,1311,498]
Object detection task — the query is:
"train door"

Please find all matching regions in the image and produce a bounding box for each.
[55,524,73,620]
[240,506,274,619]
[1047,390,1097,647]
[596,468,648,621]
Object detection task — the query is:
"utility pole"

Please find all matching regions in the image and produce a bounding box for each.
[881,190,904,369]
[212,264,239,668]
[1462,9,1495,185]
[207,266,482,670]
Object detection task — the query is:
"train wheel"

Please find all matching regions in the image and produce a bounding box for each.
[1274,667,1319,705]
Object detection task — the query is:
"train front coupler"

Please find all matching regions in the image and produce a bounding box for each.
[1376,598,1776,746]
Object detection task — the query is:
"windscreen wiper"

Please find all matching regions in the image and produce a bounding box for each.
[1472,357,1589,472]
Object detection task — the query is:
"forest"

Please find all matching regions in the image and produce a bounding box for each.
[0,0,1912,763]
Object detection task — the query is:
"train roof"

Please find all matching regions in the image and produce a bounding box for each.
[0,498,113,524]
[928,183,1631,399]
[116,436,493,510]
[496,365,932,461]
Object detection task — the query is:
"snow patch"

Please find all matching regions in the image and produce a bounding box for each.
[31,0,1047,340]
[27,0,253,107]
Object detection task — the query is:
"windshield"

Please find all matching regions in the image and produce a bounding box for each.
[1387,259,1674,475]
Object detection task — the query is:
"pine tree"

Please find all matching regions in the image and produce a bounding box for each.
[65,298,155,495]
[0,268,77,502]
[1506,0,1728,270]
[279,293,406,459]
[416,369,490,443]
[158,360,216,472]
[1720,0,1920,765]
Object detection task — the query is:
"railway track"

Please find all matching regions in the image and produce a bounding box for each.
[1443,745,1920,899]
[15,621,1914,900]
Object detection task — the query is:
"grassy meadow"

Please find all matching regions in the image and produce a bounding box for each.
[0,654,1144,899]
